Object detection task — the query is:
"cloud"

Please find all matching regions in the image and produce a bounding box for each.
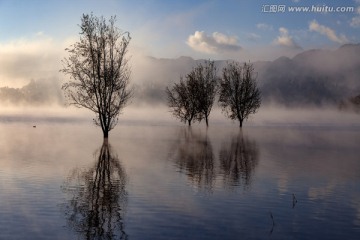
[309,20,349,43]
[246,33,261,41]
[273,27,302,49]
[350,7,360,28]
[0,34,66,87]
[186,31,241,54]
[256,23,273,31]
[351,17,360,27]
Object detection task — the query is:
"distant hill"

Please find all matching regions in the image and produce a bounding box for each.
[0,79,63,106]
[135,43,360,107]
[259,43,360,106]
[1,44,359,107]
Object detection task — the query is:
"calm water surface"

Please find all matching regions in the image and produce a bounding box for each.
[0,119,360,239]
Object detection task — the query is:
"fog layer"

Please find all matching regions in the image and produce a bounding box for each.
[2,44,360,108]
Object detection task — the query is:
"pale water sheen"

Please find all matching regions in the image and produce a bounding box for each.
[1,119,360,239]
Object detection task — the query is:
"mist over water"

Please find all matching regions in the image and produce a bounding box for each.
[2,44,360,110]
[1,44,360,238]
[1,2,360,238]
[1,104,359,129]
[1,110,360,239]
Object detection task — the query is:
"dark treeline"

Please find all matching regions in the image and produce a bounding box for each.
[0,79,63,106]
[339,94,360,113]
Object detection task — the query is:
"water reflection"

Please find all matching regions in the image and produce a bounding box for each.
[172,127,215,191]
[219,130,259,188]
[61,140,128,240]
[170,128,260,191]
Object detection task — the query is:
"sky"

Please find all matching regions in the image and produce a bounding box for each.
[0,0,360,87]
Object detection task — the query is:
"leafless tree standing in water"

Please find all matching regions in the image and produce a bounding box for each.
[61,13,132,138]
[166,60,218,126]
[166,74,200,126]
[219,62,261,128]
[189,61,218,126]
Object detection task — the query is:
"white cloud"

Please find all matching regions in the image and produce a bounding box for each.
[0,34,68,87]
[186,31,241,54]
[309,20,349,43]
[351,16,360,27]
[256,23,273,31]
[273,27,302,49]
[246,33,261,41]
[350,7,360,28]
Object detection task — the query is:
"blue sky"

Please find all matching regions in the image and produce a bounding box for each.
[0,0,359,86]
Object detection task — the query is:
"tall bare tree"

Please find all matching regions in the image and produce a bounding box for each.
[219,62,261,128]
[61,13,132,138]
[189,60,218,127]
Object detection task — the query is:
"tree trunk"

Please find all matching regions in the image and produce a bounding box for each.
[188,119,191,126]
[205,117,209,127]
[239,119,243,128]
[103,130,109,139]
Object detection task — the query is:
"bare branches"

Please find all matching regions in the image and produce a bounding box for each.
[61,13,132,138]
[166,76,199,126]
[193,61,218,126]
[219,62,261,128]
[166,60,218,126]
[166,61,261,128]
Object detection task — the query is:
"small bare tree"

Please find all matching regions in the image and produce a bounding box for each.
[166,61,218,126]
[61,13,132,138]
[219,62,261,128]
[166,75,200,126]
[190,60,218,127]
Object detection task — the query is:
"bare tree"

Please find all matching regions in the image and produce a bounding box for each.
[166,74,200,126]
[61,13,132,138]
[219,62,261,128]
[190,60,218,127]
[166,61,218,126]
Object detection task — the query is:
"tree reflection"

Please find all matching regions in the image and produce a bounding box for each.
[219,130,259,188]
[62,139,128,239]
[172,127,215,191]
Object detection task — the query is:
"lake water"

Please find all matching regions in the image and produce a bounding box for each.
[1,117,360,239]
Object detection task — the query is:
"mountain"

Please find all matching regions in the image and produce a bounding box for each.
[1,44,359,107]
[135,43,360,107]
[259,43,360,106]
